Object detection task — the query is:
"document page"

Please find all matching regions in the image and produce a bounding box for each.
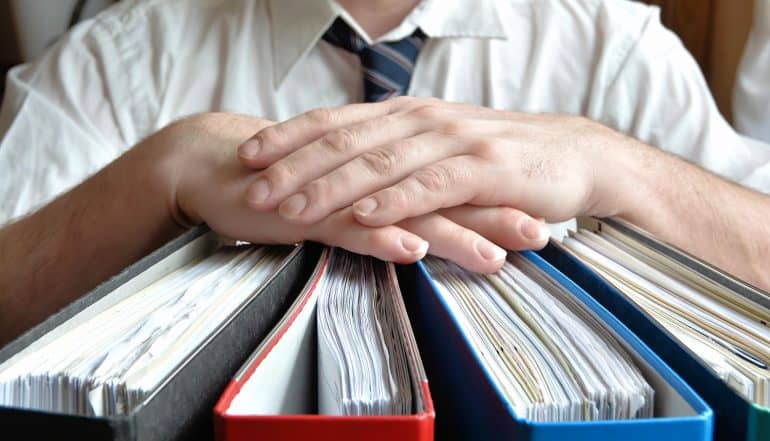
[423,254,654,422]
[562,228,770,406]
[317,249,412,416]
[0,245,292,416]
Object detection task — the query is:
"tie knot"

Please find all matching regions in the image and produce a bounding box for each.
[322,18,428,102]
[323,17,369,54]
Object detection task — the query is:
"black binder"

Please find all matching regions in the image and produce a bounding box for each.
[0,226,320,441]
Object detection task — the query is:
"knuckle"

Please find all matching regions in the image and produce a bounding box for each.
[174,112,212,128]
[440,119,469,136]
[305,108,334,125]
[390,139,416,153]
[413,165,454,193]
[411,104,444,120]
[380,187,409,212]
[362,113,394,132]
[366,228,394,251]
[168,112,223,134]
[391,95,417,107]
[265,161,298,186]
[359,148,402,176]
[567,113,590,125]
[471,138,501,158]
[255,126,283,147]
[495,207,523,229]
[430,215,462,238]
[435,221,479,252]
[455,226,479,246]
[304,178,329,204]
[419,97,443,107]
[322,128,356,153]
[496,206,521,221]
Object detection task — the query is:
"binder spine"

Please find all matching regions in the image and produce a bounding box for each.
[537,242,744,441]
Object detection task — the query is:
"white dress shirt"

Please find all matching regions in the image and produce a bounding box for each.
[1,0,769,224]
[734,0,770,143]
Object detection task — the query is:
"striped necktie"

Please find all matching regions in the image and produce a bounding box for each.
[322,18,427,102]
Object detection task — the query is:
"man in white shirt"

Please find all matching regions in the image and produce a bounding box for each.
[0,0,769,343]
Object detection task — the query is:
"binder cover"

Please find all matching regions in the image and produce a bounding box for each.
[540,217,770,441]
[214,249,435,441]
[0,226,320,441]
[398,252,713,441]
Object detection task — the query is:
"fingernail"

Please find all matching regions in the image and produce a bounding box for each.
[246,179,271,205]
[476,240,507,261]
[239,139,261,159]
[279,193,308,219]
[353,197,379,217]
[520,217,549,241]
[401,236,429,256]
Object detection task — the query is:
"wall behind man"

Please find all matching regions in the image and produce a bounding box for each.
[0,1,21,100]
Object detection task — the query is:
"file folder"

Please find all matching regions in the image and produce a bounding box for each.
[539,217,770,441]
[214,249,435,441]
[397,251,713,441]
[0,226,320,441]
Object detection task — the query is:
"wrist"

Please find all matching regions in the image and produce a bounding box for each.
[582,126,660,220]
[150,113,277,231]
[141,123,201,231]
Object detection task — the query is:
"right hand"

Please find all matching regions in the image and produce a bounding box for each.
[152,113,549,272]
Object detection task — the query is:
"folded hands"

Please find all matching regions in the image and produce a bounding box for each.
[172,97,640,273]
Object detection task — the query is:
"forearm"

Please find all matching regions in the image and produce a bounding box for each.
[0,135,183,345]
[600,138,770,290]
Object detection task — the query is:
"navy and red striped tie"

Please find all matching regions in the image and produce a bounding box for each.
[322,18,427,103]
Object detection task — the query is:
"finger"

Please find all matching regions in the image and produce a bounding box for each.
[278,131,468,224]
[243,110,438,211]
[398,213,507,273]
[237,101,529,168]
[307,207,429,264]
[354,155,488,227]
[238,98,418,168]
[439,206,550,250]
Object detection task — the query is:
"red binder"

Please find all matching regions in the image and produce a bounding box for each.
[214,249,435,441]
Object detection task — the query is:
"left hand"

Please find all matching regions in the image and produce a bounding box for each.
[237,97,636,230]
[161,112,547,273]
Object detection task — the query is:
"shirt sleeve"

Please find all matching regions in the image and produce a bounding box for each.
[593,7,770,194]
[0,15,143,224]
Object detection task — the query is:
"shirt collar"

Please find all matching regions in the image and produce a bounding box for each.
[268,0,507,88]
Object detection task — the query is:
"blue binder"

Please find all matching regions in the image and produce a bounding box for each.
[538,218,770,441]
[398,251,712,441]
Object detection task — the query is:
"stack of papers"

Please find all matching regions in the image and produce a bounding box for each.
[562,227,770,405]
[0,245,291,416]
[317,249,413,416]
[423,254,654,422]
